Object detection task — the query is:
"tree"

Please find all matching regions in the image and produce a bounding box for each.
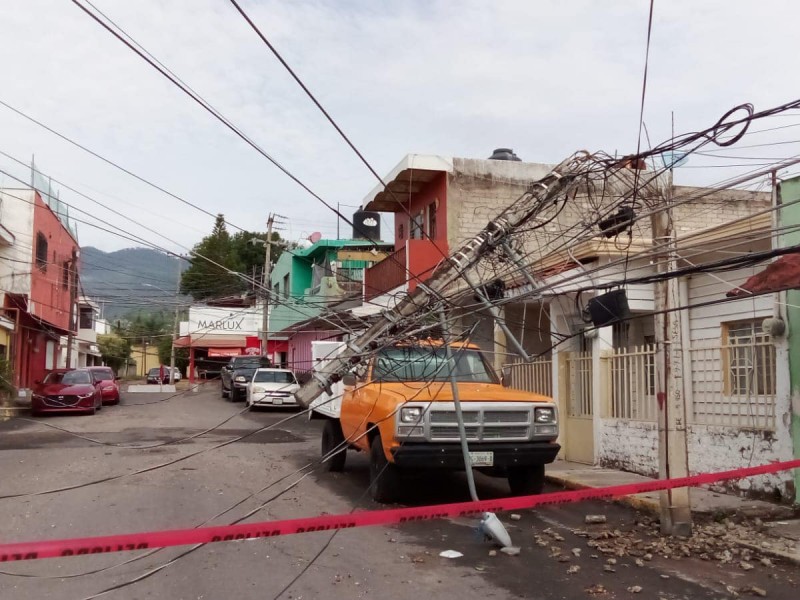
[98,334,132,373]
[180,214,287,301]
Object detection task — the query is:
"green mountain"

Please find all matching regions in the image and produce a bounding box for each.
[79,247,183,322]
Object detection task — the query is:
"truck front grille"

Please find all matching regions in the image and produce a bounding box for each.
[425,404,533,442]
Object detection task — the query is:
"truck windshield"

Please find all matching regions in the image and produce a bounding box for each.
[253,371,296,383]
[372,347,496,383]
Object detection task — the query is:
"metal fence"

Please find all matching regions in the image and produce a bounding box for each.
[505,356,552,397]
[690,340,776,429]
[609,344,658,421]
[565,351,593,418]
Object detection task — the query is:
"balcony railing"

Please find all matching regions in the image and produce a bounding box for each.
[364,246,407,300]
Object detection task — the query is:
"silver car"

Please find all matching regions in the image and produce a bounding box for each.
[246,368,299,408]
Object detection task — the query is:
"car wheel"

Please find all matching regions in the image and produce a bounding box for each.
[321,419,347,472]
[507,465,545,496]
[369,433,400,503]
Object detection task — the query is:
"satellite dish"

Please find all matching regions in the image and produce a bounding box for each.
[308,231,322,243]
[660,151,689,169]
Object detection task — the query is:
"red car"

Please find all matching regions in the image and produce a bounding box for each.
[87,366,120,405]
[31,369,103,416]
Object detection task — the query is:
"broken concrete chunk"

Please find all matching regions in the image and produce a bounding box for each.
[500,546,521,556]
[509,514,522,521]
[603,565,616,573]
[567,565,581,574]
[439,550,463,559]
[627,586,642,593]
[742,586,767,597]
[572,548,582,557]
[585,515,607,524]
[585,583,607,595]
[634,558,644,567]
[740,561,754,571]
[488,550,497,557]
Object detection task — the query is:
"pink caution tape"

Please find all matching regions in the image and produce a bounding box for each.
[1,458,798,562]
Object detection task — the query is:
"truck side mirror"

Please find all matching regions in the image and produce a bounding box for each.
[342,373,356,387]
[501,365,512,388]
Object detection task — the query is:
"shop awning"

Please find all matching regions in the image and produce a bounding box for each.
[173,334,248,349]
[208,348,242,357]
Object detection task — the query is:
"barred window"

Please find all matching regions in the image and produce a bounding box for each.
[724,320,775,396]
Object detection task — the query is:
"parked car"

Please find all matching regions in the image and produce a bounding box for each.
[87,366,120,405]
[146,367,181,384]
[31,369,103,416]
[246,368,300,409]
[221,355,270,398]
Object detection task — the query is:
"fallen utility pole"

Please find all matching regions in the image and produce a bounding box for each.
[262,214,274,360]
[295,155,590,408]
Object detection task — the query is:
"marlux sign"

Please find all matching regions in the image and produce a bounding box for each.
[187,306,261,335]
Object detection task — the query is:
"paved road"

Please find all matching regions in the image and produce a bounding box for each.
[0,383,797,600]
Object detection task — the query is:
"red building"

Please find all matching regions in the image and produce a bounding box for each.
[0,187,79,390]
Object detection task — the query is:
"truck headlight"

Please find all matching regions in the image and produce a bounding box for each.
[399,406,422,423]
[534,407,555,423]
[235,376,247,383]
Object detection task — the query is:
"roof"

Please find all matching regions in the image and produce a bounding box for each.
[726,252,800,298]
[362,154,454,212]
[292,238,390,258]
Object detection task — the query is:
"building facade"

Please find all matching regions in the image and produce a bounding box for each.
[0,187,79,392]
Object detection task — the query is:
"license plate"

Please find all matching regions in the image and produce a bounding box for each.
[272,397,283,405]
[469,451,493,467]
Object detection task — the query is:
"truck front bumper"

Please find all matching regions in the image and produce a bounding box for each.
[390,442,560,470]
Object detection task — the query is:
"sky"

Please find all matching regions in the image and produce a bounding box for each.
[0,0,799,254]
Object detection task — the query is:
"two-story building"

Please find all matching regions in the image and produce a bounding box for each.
[0,186,80,391]
[269,219,392,377]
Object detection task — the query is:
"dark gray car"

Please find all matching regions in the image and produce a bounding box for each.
[220,356,270,399]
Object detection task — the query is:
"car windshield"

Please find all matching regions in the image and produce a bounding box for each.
[45,371,92,385]
[372,346,497,383]
[148,368,162,376]
[92,368,114,381]
[233,358,266,368]
[253,371,296,384]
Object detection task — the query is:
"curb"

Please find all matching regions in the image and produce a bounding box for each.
[545,472,661,515]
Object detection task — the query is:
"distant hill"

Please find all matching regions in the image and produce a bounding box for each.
[79,247,184,322]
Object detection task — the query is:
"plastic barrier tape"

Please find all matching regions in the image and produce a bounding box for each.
[1,458,798,563]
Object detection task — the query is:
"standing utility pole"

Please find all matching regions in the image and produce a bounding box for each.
[169,257,181,385]
[64,248,78,369]
[651,171,692,536]
[262,215,274,361]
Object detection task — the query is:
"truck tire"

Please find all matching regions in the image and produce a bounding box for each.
[321,419,347,472]
[369,434,400,503]
[507,465,545,496]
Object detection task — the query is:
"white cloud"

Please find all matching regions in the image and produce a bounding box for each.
[0,0,798,253]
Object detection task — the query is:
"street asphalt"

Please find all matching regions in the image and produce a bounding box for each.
[0,382,797,600]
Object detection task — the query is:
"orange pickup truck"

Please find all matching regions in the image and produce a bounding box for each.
[318,341,560,502]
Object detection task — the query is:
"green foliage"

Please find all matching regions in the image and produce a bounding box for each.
[180,214,286,301]
[124,311,172,344]
[0,357,15,397]
[98,334,132,372]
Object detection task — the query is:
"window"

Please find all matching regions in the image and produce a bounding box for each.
[79,307,94,330]
[62,261,70,290]
[283,274,290,298]
[410,212,424,240]
[273,283,279,298]
[724,320,775,396]
[35,232,48,271]
[427,201,438,240]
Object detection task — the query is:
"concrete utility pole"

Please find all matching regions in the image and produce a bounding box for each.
[295,157,591,409]
[169,257,181,385]
[651,173,692,536]
[262,214,274,361]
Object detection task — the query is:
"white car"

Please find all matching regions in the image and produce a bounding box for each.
[246,368,300,408]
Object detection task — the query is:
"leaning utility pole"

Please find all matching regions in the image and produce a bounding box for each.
[651,173,692,536]
[169,257,181,385]
[295,156,591,408]
[261,214,274,360]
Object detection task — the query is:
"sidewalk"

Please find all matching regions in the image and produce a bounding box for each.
[546,459,800,565]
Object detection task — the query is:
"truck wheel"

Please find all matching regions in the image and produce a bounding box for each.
[369,434,400,503]
[321,419,346,472]
[507,465,545,496]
